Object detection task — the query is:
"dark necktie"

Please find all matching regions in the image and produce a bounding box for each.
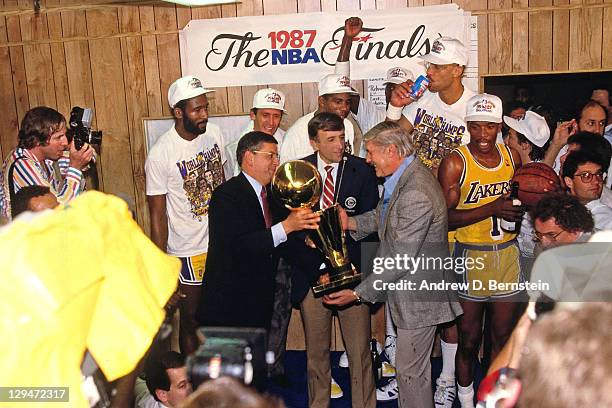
[260,187,272,228]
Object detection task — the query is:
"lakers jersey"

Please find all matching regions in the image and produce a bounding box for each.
[455,144,516,244]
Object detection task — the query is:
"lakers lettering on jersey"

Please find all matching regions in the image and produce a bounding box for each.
[455,143,516,244]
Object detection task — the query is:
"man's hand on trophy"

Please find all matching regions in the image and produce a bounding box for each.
[318,273,330,285]
[337,206,356,231]
[323,289,359,306]
[282,207,320,234]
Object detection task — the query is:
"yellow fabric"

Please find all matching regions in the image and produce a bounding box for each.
[454,243,522,299]
[455,144,516,244]
[0,191,179,408]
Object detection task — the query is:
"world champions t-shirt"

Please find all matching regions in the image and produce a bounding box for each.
[145,124,227,257]
[402,88,476,171]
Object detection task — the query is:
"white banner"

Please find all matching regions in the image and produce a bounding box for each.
[180,5,477,89]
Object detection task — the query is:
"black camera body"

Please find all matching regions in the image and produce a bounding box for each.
[67,106,103,150]
[186,327,269,391]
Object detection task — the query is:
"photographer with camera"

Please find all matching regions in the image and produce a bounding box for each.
[1,106,94,220]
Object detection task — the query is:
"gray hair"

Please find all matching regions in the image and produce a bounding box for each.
[363,121,414,157]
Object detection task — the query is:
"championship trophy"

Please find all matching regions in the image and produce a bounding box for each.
[271,160,361,295]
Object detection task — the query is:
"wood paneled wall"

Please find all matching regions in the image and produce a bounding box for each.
[0,0,610,348]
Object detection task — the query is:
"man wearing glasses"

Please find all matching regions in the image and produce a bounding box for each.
[531,193,594,249]
[562,150,612,231]
[197,131,321,333]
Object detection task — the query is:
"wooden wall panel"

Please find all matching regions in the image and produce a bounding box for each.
[529,0,553,71]
[0,0,19,156]
[139,6,163,117]
[6,0,29,122]
[119,6,149,232]
[87,9,133,200]
[512,0,529,72]
[604,0,612,68]
[61,3,95,113]
[20,9,56,108]
[489,0,513,74]
[552,0,570,70]
[154,5,181,117]
[569,0,603,70]
[192,6,229,115]
[47,0,71,116]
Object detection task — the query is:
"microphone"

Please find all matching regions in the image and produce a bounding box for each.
[334,156,348,205]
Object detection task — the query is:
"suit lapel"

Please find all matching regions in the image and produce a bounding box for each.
[238,172,267,228]
[380,159,417,237]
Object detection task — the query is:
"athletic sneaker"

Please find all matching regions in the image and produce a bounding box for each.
[383,335,397,366]
[339,351,349,368]
[376,378,399,401]
[434,376,457,408]
[331,376,343,399]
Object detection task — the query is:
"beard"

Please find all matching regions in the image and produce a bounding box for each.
[183,115,207,135]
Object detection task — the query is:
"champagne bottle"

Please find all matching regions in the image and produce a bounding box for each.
[500,182,521,232]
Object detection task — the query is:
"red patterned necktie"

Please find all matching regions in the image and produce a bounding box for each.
[321,165,335,209]
[260,187,272,228]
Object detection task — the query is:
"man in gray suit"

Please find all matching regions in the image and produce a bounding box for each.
[324,121,462,408]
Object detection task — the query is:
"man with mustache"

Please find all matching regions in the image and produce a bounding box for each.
[145,75,228,355]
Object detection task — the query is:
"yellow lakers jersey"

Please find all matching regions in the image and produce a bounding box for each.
[455,143,516,243]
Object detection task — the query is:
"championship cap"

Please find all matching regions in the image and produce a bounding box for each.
[168,75,214,108]
[419,36,468,66]
[503,110,550,147]
[318,74,359,96]
[383,67,414,85]
[252,88,286,111]
[465,93,503,123]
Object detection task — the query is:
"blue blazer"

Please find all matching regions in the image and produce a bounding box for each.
[290,153,380,305]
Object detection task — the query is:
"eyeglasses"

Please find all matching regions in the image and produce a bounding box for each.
[572,171,606,183]
[533,229,564,243]
[252,150,280,161]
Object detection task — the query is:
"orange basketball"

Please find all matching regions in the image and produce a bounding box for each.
[512,162,562,208]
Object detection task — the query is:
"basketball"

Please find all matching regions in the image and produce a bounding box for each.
[512,162,562,208]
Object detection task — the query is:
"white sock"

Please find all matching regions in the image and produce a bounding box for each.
[385,303,396,336]
[457,383,475,408]
[440,340,457,380]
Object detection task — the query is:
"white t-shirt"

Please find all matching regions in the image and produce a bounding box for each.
[355,98,386,135]
[586,199,612,232]
[225,121,285,177]
[402,88,476,170]
[145,124,227,257]
[280,111,355,162]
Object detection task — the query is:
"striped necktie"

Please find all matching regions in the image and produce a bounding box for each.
[322,165,335,209]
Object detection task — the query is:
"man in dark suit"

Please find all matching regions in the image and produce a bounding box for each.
[197,131,320,331]
[294,112,378,408]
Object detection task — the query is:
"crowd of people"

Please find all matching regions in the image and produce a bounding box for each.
[1,14,611,408]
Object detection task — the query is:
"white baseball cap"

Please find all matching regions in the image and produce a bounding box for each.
[419,36,468,66]
[318,74,359,96]
[503,110,550,147]
[465,93,503,123]
[168,75,214,108]
[383,67,414,85]
[252,88,286,111]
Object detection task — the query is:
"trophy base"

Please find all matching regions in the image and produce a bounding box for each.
[312,264,361,296]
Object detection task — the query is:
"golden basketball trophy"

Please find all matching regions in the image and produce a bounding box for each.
[271,160,361,295]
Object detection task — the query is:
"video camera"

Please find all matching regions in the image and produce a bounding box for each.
[67,107,103,150]
[186,327,270,391]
